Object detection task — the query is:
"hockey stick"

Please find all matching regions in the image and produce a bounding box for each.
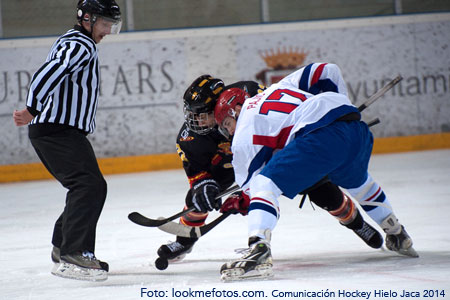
[128,184,240,227]
[367,118,380,127]
[158,212,232,238]
[357,75,402,112]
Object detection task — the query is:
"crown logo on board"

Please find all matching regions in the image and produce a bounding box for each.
[259,47,308,70]
[256,47,309,85]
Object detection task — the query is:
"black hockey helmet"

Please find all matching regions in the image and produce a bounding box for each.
[183,75,225,134]
[77,0,122,33]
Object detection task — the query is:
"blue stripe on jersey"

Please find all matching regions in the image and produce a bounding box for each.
[242,146,273,187]
[299,63,313,91]
[295,105,360,138]
[309,79,338,95]
[248,202,278,218]
[361,191,386,212]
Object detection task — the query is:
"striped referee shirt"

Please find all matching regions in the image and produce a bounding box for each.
[26,25,99,134]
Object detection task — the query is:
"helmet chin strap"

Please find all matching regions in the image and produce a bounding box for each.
[81,13,96,35]
[88,15,97,34]
[228,108,237,120]
[229,104,242,121]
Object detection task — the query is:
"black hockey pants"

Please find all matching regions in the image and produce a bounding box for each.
[29,128,107,256]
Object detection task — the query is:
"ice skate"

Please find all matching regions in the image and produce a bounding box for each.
[51,246,60,263]
[381,214,418,257]
[51,246,109,271]
[340,208,383,249]
[221,236,273,282]
[353,221,383,249]
[51,251,108,281]
[157,236,197,262]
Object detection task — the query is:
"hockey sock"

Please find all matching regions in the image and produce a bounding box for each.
[308,181,359,226]
[346,173,393,225]
[328,193,359,227]
[248,191,279,240]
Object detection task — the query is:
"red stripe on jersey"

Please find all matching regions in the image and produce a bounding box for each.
[252,126,293,149]
[211,154,222,166]
[188,171,211,187]
[310,63,327,87]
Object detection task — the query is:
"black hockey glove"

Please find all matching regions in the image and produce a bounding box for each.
[191,179,221,212]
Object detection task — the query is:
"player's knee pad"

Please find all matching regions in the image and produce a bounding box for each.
[308,181,343,211]
[309,182,360,227]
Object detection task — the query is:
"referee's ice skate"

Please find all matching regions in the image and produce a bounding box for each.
[51,251,108,282]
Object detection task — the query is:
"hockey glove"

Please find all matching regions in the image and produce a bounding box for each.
[191,179,221,212]
[220,191,250,216]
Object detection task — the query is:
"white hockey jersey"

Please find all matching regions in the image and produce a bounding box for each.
[232,63,359,191]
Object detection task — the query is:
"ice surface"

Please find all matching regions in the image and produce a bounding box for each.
[1,150,449,300]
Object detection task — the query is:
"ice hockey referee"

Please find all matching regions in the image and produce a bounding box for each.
[13,0,122,282]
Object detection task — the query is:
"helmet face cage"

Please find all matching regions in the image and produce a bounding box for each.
[183,75,224,134]
[183,105,216,135]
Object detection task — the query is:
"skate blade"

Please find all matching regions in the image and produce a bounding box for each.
[221,264,273,282]
[51,262,108,282]
[397,246,419,258]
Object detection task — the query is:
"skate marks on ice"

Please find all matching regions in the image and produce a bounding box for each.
[1,150,449,299]
[271,249,449,284]
[101,249,450,286]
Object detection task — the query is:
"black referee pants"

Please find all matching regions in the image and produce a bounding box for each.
[29,128,107,256]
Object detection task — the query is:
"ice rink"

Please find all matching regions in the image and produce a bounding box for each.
[1,149,449,300]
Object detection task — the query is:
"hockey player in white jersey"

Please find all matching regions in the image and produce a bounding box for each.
[282,63,417,258]
[281,63,416,252]
[209,63,417,281]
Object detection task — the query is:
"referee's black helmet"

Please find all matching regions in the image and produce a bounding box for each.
[77,0,121,23]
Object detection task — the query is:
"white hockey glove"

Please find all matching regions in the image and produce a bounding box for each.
[191,179,221,212]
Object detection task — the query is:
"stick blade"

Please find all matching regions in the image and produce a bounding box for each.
[158,213,231,238]
[158,221,201,238]
[128,212,165,227]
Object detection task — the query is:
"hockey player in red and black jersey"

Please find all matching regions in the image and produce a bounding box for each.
[156,75,265,264]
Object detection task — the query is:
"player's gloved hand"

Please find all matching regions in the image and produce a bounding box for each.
[191,179,221,212]
[220,191,250,216]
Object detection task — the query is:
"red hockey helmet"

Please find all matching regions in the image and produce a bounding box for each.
[214,88,249,127]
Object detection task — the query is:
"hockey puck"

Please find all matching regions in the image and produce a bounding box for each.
[155,257,168,270]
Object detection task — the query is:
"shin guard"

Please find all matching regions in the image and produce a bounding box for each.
[329,193,358,226]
